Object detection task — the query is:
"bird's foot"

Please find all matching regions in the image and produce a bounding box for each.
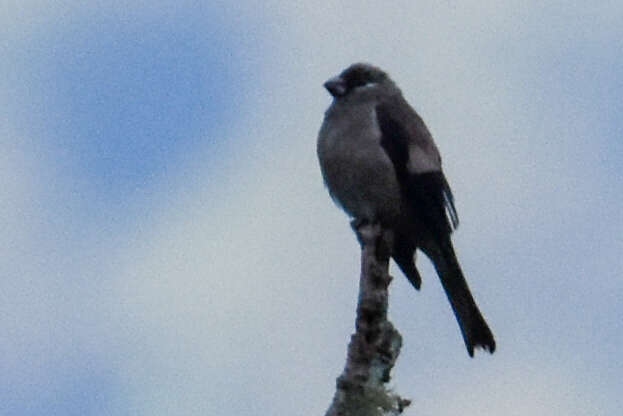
[350,219,393,259]
[350,218,369,234]
[350,218,376,246]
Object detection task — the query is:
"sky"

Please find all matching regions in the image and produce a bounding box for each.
[1,1,622,415]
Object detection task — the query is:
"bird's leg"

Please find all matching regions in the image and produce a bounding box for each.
[350,218,393,260]
[350,218,371,246]
[350,217,368,232]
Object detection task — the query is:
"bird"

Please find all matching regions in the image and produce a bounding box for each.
[317,63,495,357]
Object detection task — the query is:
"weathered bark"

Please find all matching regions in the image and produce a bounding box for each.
[325,223,410,416]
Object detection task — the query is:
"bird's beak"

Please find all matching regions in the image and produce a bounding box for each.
[324,76,347,97]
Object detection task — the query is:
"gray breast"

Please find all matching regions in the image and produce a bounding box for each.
[317,101,402,222]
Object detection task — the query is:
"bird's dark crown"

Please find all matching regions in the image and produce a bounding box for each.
[339,63,388,90]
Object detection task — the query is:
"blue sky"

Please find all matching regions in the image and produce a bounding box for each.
[2,1,622,415]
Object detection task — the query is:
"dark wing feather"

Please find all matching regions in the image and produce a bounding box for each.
[376,99,459,236]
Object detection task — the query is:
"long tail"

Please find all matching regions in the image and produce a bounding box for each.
[392,235,422,290]
[425,239,495,356]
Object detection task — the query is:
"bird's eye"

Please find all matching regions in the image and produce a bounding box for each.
[340,66,385,93]
[348,77,376,90]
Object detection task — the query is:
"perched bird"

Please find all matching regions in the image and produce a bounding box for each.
[317,63,495,356]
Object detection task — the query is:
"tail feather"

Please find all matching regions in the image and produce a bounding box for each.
[425,240,495,356]
[392,236,422,290]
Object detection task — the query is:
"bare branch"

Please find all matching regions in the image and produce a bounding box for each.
[325,223,410,416]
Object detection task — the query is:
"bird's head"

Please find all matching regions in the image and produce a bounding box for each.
[323,63,392,99]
